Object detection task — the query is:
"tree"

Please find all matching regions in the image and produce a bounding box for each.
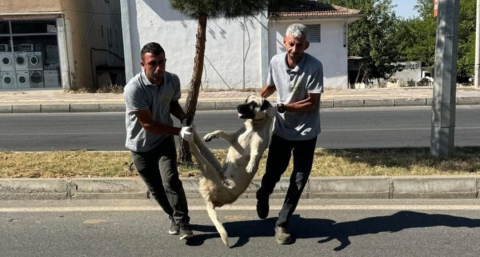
[326,0,402,84]
[457,0,476,78]
[168,0,289,164]
[398,0,475,78]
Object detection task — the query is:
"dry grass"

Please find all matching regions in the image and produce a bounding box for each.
[1,148,479,178]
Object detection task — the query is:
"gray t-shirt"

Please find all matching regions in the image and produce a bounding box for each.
[124,70,181,152]
[267,52,323,141]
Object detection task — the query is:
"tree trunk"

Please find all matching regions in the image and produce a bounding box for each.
[178,14,207,165]
[354,66,362,86]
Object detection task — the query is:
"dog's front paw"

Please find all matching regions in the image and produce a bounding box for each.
[246,162,256,174]
[203,133,218,142]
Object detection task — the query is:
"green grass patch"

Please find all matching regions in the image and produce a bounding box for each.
[1,148,479,178]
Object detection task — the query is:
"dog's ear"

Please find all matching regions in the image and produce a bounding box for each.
[246,94,256,103]
[260,99,271,111]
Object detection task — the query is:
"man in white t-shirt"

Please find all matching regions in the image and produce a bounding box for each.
[124,42,194,241]
[256,23,323,245]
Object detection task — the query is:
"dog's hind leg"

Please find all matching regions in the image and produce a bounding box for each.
[206,202,229,247]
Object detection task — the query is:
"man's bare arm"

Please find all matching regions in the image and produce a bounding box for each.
[284,93,320,112]
[170,101,188,121]
[260,85,276,98]
[134,109,181,135]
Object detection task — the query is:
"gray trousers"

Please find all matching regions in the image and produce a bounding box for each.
[257,133,317,228]
[132,136,190,223]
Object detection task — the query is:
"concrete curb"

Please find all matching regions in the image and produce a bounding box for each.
[0,97,479,113]
[1,176,480,200]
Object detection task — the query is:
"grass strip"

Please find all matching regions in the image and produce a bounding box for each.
[1,148,479,178]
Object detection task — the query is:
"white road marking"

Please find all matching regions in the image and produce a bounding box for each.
[2,205,480,213]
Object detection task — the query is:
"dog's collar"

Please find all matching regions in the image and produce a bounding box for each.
[251,115,270,123]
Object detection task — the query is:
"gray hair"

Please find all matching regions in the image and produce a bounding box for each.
[286,23,309,40]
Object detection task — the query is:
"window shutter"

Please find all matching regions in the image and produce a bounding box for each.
[306,24,321,43]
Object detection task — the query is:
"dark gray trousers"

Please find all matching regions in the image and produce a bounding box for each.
[257,133,317,228]
[132,136,190,223]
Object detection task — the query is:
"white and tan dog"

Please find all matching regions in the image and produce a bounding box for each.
[187,95,276,247]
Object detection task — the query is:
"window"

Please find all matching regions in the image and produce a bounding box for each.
[306,24,321,43]
[11,20,57,34]
[0,21,10,34]
[0,19,61,90]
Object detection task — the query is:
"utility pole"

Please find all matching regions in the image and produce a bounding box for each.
[431,0,460,158]
[475,0,480,87]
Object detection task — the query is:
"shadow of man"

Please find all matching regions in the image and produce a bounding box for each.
[316,211,480,251]
[187,211,480,250]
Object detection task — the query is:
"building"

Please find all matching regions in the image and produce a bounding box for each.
[0,0,124,91]
[120,0,361,90]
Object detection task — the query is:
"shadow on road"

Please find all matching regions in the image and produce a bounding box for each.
[188,211,480,250]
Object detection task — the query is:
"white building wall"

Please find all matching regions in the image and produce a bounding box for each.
[269,20,349,89]
[62,0,124,90]
[127,0,264,90]
[124,1,352,90]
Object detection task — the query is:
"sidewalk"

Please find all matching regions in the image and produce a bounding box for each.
[1,87,480,113]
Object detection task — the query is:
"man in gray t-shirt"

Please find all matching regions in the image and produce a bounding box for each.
[256,24,323,245]
[124,42,194,240]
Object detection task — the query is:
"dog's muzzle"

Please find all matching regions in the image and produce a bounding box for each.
[236,102,256,119]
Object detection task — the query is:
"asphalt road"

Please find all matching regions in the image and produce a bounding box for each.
[1,199,480,257]
[0,106,479,151]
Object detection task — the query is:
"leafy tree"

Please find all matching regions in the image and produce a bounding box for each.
[457,0,475,77]
[398,0,475,78]
[168,0,289,164]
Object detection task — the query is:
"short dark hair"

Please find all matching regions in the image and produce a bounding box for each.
[141,42,165,60]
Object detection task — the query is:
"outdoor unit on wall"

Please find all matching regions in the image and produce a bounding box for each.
[16,71,30,89]
[15,52,29,71]
[28,52,43,70]
[0,44,9,52]
[1,71,17,89]
[29,71,44,88]
[306,24,321,43]
[0,52,14,71]
[44,70,61,88]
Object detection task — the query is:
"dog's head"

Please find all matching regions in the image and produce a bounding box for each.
[236,95,273,120]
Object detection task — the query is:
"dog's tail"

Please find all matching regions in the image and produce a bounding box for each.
[206,202,229,247]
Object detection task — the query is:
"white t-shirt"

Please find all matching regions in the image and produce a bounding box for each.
[123,70,181,152]
[267,52,323,141]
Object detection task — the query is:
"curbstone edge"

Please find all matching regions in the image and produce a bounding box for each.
[0,179,68,200]
[392,176,477,199]
[12,104,41,113]
[308,177,390,199]
[334,99,364,108]
[0,105,13,113]
[70,103,100,112]
[68,178,148,199]
[41,104,70,113]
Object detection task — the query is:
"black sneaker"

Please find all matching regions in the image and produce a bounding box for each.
[256,197,269,219]
[275,226,293,245]
[179,222,194,240]
[169,217,179,235]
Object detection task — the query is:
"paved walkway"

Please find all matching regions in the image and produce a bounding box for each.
[1,87,480,103]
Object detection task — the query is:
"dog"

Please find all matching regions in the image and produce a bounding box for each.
[186,95,276,247]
